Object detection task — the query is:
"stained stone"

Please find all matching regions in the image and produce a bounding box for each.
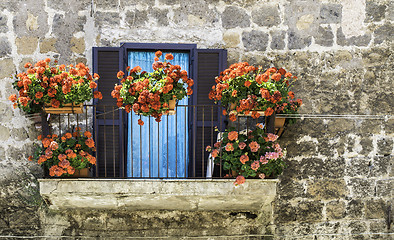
[337,28,371,47]
[315,26,333,47]
[0,37,11,57]
[319,4,342,24]
[0,13,7,33]
[242,30,268,51]
[365,1,387,22]
[270,31,285,50]
[288,30,312,50]
[251,6,280,27]
[222,6,250,29]
[125,10,148,27]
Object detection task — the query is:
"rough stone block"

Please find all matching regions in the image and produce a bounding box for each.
[288,30,312,50]
[337,28,371,47]
[0,58,15,79]
[315,26,333,47]
[70,37,85,54]
[0,37,11,57]
[349,220,367,235]
[370,156,391,177]
[277,177,305,200]
[365,199,387,219]
[95,11,120,27]
[376,138,393,156]
[252,6,280,27]
[125,10,148,27]
[374,23,394,44]
[365,1,387,22]
[326,200,346,220]
[223,31,240,48]
[348,178,374,198]
[15,36,38,55]
[150,8,169,26]
[319,4,342,24]
[296,201,323,223]
[242,30,268,51]
[39,38,57,53]
[270,31,285,50]
[273,202,296,223]
[0,13,7,33]
[375,180,392,197]
[47,0,90,11]
[307,179,347,200]
[95,0,118,9]
[345,158,370,177]
[222,6,250,29]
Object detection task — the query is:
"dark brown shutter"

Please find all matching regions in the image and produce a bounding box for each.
[191,49,227,178]
[93,48,124,177]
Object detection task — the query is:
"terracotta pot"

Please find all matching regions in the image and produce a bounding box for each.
[72,168,90,177]
[167,98,176,115]
[274,117,286,137]
[44,103,83,114]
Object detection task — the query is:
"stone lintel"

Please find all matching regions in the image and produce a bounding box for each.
[39,179,278,211]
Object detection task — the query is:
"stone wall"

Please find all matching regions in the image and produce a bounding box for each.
[0,0,392,239]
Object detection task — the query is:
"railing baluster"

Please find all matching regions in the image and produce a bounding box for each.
[103,105,107,178]
[94,105,98,177]
[112,106,116,177]
[202,106,205,178]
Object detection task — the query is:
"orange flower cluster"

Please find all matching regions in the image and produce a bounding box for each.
[112,51,194,124]
[29,129,96,177]
[209,62,302,121]
[9,58,102,114]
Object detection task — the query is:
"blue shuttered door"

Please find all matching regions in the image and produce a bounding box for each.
[126,51,189,178]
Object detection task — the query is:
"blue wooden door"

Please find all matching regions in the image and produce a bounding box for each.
[126,51,189,178]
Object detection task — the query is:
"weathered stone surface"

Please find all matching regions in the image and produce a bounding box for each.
[337,28,371,47]
[326,200,346,220]
[0,37,11,57]
[296,201,323,223]
[375,180,392,197]
[95,0,118,9]
[223,31,240,48]
[222,6,250,29]
[70,37,85,54]
[288,30,312,50]
[348,178,375,198]
[374,23,394,45]
[242,30,268,51]
[307,179,347,200]
[365,1,387,22]
[319,4,342,24]
[345,158,370,177]
[0,125,10,141]
[346,199,364,219]
[365,199,387,219]
[0,58,15,79]
[47,0,90,11]
[125,10,148,27]
[349,221,367,234]
[0,13,7,33]
[370,156,391,177]
[15,36,38,55]
[377,138,393,156]
[39,179,278,211]
[274,202,296,223]
[277,177,305,200]
[251,6,280,27]
[12,0,49,37]
[270,31,285,50]
[150,8,169,26]
[315,26,334,47]
[39,38,57,53]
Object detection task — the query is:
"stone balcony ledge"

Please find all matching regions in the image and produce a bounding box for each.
[38,179,278,211]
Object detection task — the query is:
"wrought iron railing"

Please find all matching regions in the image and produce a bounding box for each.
[46,104,270,179]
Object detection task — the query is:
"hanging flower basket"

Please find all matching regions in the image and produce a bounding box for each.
[44,103,83,114]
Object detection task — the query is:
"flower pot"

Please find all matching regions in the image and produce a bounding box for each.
[44,103,83,114]
[167,98,176,115]
[275,117,286,137]
[72,168,90,177]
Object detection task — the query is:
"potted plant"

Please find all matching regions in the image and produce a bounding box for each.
[28,128,97,177]
[206,123,286,185]
[209,63,302,124]
[9,58,103,115]
[111,51,194,125]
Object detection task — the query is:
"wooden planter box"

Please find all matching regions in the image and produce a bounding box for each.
[72,168,90,178]
[44,103,83,114]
